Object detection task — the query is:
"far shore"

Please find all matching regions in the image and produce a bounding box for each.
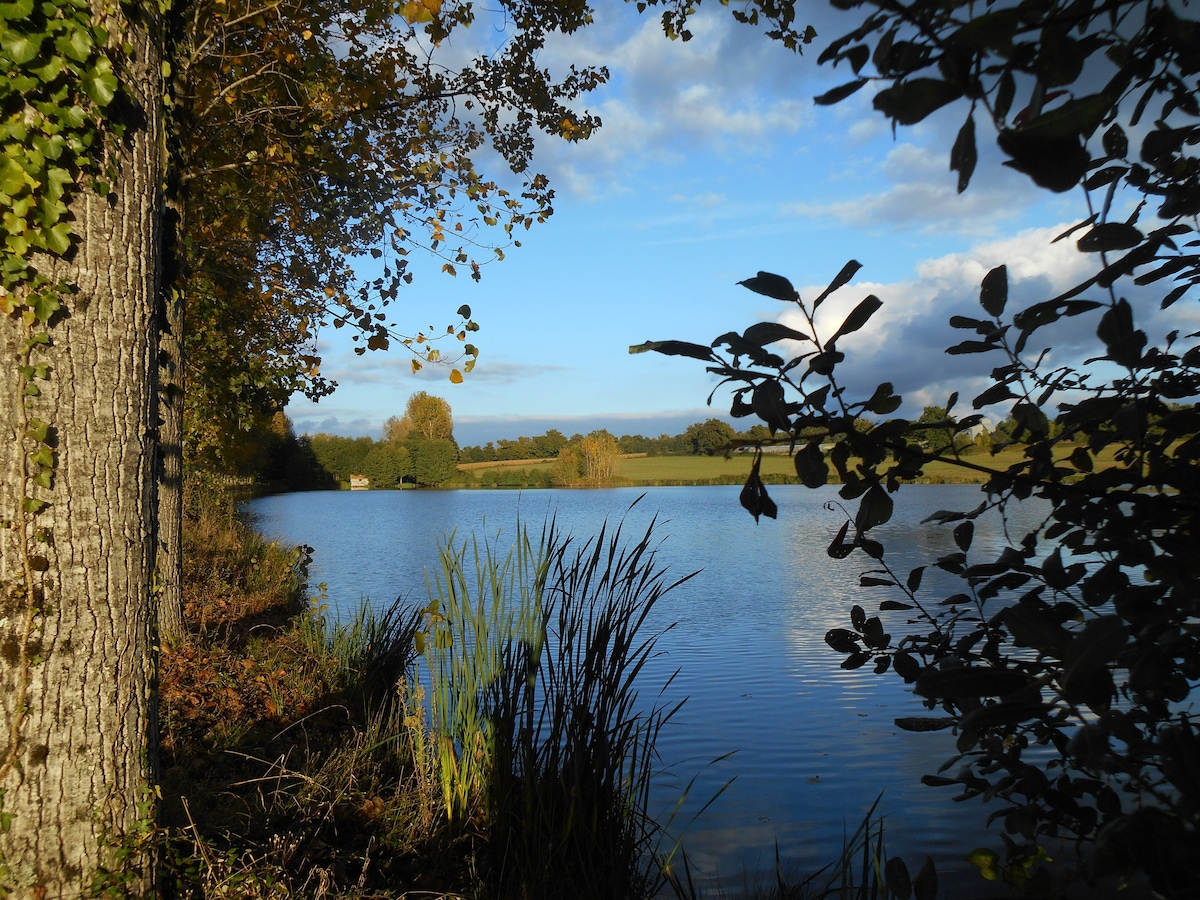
[323,443,1117,491]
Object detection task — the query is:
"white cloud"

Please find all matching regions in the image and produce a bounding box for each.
[766,225,1176,418]
[780,142,1042,235]
[537,6,816,195]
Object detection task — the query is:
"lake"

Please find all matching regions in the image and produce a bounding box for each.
[245,483,1060,895]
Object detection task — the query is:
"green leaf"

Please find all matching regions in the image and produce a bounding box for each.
[980,265,1007,317]
[55,26,93,62]
[0,0,34,18]
[628,340,714,361]
[44,222,71,255]
[873,78,963,126]
[738,271,796,301]
[29,291,60,323]
[82,59,118,106]
[2,31,43,64]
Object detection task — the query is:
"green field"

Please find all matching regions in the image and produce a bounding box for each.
[456,444,1123,488]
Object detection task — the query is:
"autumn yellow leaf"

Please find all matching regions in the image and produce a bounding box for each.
[449,369,463,384]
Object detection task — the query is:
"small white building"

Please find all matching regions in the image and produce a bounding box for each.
[349,474,370,490]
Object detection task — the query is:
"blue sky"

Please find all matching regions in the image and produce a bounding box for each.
[285,3,1195,447]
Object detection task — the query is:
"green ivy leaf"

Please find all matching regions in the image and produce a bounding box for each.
[42,222,71,254]
[2,31,44,65]
[30,291,60,322]
[0,0,35,18]
[82,59,117,106]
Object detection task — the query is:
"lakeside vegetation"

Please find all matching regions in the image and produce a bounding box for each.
[163,479,916,899]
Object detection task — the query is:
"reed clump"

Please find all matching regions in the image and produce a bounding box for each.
[164,485,693,899]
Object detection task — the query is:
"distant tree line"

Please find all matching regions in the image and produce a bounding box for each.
[246,407,1078,493]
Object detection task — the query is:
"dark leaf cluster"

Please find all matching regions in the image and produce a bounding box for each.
[633,0,1200,890]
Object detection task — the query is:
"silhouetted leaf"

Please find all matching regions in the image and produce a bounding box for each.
[998,129,1090,192]
[1064,616,1127,686]
[898,717,955,732]
[880,600,914,610]
[980,265,1007,317]
[831,294,883,342]
[1077,222,1144,253]
[907,566,925,592]
[738,271,796,301]
[915,665,1030,700]
[752,380,791,432]
[629,340,715,361]
[913,857,937,900]
[953,521,974,552]
[794,442,828,488]
[1097,298,1146,367]
[828,520,853,559]
[874,78,963,125]
[1005,603,1070,655]
[814,79,868,105]
[1103,123,1128,158]
[742,322,809,346]
[864,381,902,414]
[951,112,977,193]
[886,857,912,899]
[973,382,1016,407]
[893,651,921,682]
[826,628,862,653]
[813,259,862,309]
[856,484,894,531]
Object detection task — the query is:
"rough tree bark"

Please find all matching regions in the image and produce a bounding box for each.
[0,2,162,892]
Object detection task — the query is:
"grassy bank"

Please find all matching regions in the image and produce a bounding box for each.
[162,478,686,899]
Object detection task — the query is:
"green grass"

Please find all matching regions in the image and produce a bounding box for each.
[458,443,1128,488]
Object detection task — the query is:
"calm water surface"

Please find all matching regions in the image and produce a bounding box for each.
[247,484,1053,894]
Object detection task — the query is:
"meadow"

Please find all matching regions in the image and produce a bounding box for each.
[456,444,1122,488]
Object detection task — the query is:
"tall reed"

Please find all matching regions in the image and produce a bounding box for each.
[422,519,551,828]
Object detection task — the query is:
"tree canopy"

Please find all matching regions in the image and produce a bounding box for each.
[174,0,607,462]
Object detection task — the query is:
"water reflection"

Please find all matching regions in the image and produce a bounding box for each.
[247,484,1056,895]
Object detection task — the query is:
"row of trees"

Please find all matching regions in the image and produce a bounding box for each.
[458,413,1023,462]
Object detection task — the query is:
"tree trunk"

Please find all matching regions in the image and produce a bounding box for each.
[0,4,162,893]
